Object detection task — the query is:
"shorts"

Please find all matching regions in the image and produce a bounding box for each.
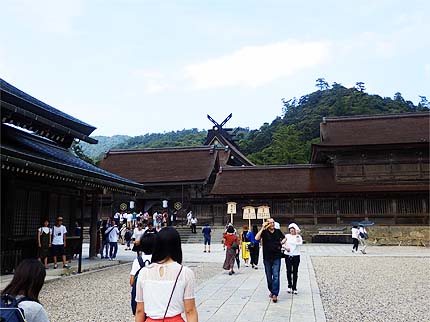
[52,244,65,256]
[204,236,211,245]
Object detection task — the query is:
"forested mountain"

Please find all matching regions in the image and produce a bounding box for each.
[79,81,429,164]
[238,82,429,165]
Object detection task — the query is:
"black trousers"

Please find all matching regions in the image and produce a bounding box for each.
[285,255,300,291]
[249,244,259,266]
[352,238,359,251]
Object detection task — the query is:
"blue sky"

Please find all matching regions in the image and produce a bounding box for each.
[1,0,429,136]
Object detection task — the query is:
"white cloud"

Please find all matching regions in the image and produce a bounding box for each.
[183,40,331,89]
[143,80,169,94]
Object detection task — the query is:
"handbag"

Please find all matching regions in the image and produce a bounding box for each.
[231,241,239,250]
[162,265,183,321]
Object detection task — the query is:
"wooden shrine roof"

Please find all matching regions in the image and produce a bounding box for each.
[210,165,429,196]
[1,78,97,148]
[1,124,144,194]
[99,146,221,185]
[318,112,429,146]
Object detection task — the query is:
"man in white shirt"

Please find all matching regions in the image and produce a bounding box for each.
[106,221,119,260]
[52,216,69,269]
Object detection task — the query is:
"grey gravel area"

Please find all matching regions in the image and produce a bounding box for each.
[39,261,220,322]
[312,257,430,322]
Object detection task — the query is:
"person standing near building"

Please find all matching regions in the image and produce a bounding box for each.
[240,225,251,267]
[351,224,360,253]
[201,223,212,253]
[283,223,303,295]
[255,218,285,303]
[246,225,260,269]
[51,216,69,269]
[223,225,239,275]
[190,215,198,234]
[106,220,119,260]
[358,224,368,254]
[37,219,51,269]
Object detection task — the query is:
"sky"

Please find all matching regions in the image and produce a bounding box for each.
[1,0,429,136]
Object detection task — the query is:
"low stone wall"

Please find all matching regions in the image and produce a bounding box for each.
[300,225,430,246]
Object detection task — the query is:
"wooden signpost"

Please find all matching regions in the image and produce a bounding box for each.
[226,202,237,224]
[257,205,271,224]
[242,206,256,228]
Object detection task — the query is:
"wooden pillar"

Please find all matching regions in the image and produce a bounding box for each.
[89,192,98,258]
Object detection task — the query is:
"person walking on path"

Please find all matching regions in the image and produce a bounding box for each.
[132,223,145,256]
[283,223,303,295]
[246,225,260,269]
[37,219,51,269]
[358,224,368,254]
[240,225,251,267]
[1,259,50,322]
[255,218,285,303]
[351,225,359,253]
[201,223,212,253]
[223,225,239,275]
[190,215,198,234]
[51,216,69,269]
[135,227,198,322]
[106,220,119,260]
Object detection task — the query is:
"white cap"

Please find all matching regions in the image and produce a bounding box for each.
[288,223,301,232]
[274,222,280,229]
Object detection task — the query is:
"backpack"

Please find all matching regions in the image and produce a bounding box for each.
[0,294,30,322]
[131,256,151,315]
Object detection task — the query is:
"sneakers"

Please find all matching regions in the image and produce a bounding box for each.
[360,250,367,254]
[53,264,58,269]
[293,290,298,295]
[63,264,70,268]
[287,288,292,294]
[204,250,207,253]
[229,271,233,275]
[272,295,278,303]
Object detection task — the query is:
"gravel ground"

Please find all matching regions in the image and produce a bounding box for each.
[39,261,220,322]
[312,257,430,322]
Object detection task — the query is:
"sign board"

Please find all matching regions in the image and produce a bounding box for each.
[174,202,182,210]
[242,206,256,220]
[257,205,270,219]
[119,203,127,211]
[226,202,237,214]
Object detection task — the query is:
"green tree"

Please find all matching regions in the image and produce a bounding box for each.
[315,78,329,91]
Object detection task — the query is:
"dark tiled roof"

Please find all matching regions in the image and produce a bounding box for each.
[1,125,143,190]
[0,78,96,136]
[319,112,430,146]
[99,147,219,184]
[210,165,429,195]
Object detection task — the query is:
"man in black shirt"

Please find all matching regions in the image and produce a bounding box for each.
[255,218,285,303]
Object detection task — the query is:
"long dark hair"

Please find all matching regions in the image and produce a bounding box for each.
[252,225,258,235]
[151,227,182,264]
[2,258,46,301]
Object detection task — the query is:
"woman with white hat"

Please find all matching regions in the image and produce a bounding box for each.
[281,223,303,295]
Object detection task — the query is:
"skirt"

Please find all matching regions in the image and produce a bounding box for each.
[241,242,250,260]
[223,248,236,270]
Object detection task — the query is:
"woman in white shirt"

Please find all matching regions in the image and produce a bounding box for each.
[1,259,50,322]
[351,225,360,253]
[135,227,198,322]
[281,223,303,295]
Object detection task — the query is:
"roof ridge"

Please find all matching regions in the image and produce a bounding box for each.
[323,112,429,122]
